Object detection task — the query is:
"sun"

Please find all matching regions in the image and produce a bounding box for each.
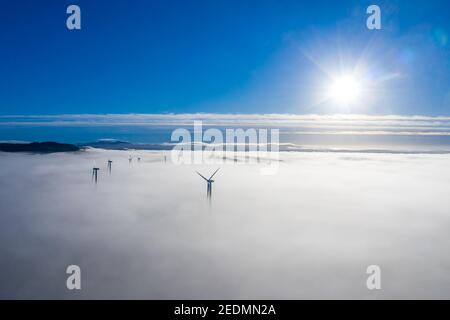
[328,75,361,104]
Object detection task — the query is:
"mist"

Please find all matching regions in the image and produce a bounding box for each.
[1,149,450,299]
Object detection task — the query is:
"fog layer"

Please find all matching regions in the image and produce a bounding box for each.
[1,149,450,299]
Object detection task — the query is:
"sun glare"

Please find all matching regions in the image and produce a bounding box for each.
[328,75,361,104]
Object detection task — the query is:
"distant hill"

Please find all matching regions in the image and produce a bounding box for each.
[80,140,173,150]
[0,142,80,153]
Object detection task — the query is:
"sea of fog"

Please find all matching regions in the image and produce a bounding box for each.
[1,149,450,299]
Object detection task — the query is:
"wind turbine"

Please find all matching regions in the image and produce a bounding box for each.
[92,167,100,183]
[107,160,113,173]
[197,168,220,199]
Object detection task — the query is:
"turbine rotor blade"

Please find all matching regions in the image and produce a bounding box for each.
[196,172,209,181]
[209,168,220,180]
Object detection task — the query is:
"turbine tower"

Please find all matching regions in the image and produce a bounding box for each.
[197,168,220,199]
[92,167,100,183]
[107,160,113,173]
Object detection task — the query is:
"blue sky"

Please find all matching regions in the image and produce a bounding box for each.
[0,0,449,116]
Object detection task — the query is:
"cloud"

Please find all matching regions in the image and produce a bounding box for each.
[1,149,450,298]
[1,113,450,136]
